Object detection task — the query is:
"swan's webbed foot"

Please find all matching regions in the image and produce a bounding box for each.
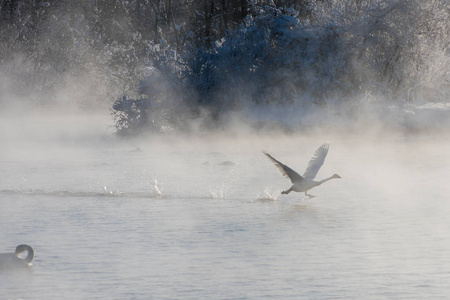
[305,192,316,199]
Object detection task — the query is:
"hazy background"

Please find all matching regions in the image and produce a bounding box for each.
[1,1,450,299]
[0,0,448,136]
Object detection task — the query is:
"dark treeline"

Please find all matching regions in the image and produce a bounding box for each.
[0,0,448,134]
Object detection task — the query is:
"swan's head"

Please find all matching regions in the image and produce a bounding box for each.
[15,244,30,255]
[15,244,34,263]
[332,174,341,179]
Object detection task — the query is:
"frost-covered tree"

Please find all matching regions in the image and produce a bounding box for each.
[0,0,448,133]
[112,0,448,134]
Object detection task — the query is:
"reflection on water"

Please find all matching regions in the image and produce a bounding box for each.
[1,134,450,299]
[290,204,313,211]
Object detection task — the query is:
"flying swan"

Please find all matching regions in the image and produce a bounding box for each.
[264,142,341,198]
[0,244,34,269]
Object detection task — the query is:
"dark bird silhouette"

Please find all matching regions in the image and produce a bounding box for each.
[0,244,34,269]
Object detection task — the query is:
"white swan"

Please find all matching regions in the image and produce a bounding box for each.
[0,244,34,269]
[264,142,341,198]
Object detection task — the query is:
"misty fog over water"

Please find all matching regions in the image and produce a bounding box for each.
[1,0,450,299]
[2,114,450,299]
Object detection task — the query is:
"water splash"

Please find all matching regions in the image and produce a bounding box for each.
[209,184,226,199]
[102,186,122,196]
[153,179,163,198]
[256,187,279,202]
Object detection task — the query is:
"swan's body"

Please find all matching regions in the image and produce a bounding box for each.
[0,244,34,269]
[264,142,341,198]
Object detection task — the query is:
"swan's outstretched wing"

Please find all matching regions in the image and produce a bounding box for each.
[263,152,305,184]
[303,142,330,180]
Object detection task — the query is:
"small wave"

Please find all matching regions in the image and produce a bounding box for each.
[0,189,159,199]
[103,186,123,196]
[218,161,234,166]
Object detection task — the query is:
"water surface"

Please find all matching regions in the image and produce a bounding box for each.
[1,133,450,299]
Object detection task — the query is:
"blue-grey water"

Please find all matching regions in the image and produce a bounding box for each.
[1,116,450,299]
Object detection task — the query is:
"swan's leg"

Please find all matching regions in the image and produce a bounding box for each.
[305,191,316,199]
[281,187,292,195]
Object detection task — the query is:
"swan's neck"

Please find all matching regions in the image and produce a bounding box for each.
[317,175,338,186]
[24,246,34,263]
[16,245,34,263]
